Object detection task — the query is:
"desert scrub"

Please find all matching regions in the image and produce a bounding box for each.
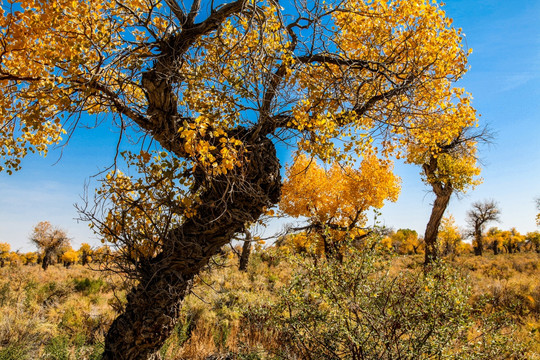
[0,264,118,359]
[251,240,530,359]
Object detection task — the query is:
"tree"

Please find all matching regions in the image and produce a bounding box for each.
[0,243,10,267]
[485,227,504,255]
[29,221,70,270]
[407,126,485,265]
[23,252,39,265]
[7,252,22,266]
[78,243,93,266]
[485,227,525,254]
[61,246,80,267]
[437,215,463,257]
[525,231,540,253]
[1,0,478,357]
[503,228,525,253]
[536,198,540,226]
[467,200,500,256]
[389,229,422,255]
[280,153,400,259]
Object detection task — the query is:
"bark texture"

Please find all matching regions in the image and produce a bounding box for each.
[102,137,281,359]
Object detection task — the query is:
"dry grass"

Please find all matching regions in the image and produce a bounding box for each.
[0,251,538,359]
[0,264,119,359]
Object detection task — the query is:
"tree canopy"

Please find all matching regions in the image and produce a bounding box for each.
[280,153,400,230]
[1,0,475,175]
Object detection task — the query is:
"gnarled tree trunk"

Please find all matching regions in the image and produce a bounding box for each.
[423,191,452,265]
[102,137,281,359]
[423,156,453,265]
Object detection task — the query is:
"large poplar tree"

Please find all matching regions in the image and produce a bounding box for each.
[1,0,478,358]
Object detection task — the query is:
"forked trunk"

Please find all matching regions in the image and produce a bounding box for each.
[423,191,452,265]
[102,137,281,359]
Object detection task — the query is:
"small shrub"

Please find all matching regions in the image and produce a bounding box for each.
[42,336,70,360]
[73,278,104,295]
[0,344,29,360]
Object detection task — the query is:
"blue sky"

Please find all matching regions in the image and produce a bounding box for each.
[1,0,539,252]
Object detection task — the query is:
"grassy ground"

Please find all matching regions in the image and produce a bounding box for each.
[0,251,538,359]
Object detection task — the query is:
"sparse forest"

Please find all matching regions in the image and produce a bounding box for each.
[0,0,539,359]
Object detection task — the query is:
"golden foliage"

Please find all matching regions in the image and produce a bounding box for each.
[388,229,423,255]
[61,248,79,264]
[1,0,478,174]
[437,215,464,256]
[280,153,400,228]
[91,151,192,260]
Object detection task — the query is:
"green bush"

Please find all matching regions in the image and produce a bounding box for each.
[0,344,29,360]
[252,239,527,359]
[73,278,104,295]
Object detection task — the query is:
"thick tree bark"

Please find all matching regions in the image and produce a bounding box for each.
[99,5,285,356]
[102,137,281,359]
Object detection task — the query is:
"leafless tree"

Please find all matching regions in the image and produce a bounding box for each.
[467,200,501,256]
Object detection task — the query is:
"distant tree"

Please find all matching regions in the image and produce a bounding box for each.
[485,227,525,254]
[390,229,422,255]
[92,245,112,263]
[437,215,463,257]
[406,127,488,265]
[467,200,500,256]
[78,243,93,266]
[23,252,38,265]
[61,247,79,267]
[29,221,70,270]
[503,228,525,254]
[280,153,400,260]
[0,243,10,267]
[7,252,22,266]
[485,227,504,255]
[525,231,540,253]
[536,198,540,226]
